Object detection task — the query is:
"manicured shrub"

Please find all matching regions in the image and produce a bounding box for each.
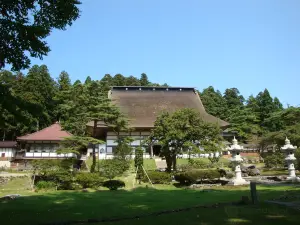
[99,159,130,180]
[264,152,284,168]
[225,172,234,179]
[177,164,194,172]
[75,173,104,188]
[134,147,144,181]
[174,169,220,185]
[102,180,125,191]
[188,159,208,169]
[142,171,172,184]
[35,181,56,190]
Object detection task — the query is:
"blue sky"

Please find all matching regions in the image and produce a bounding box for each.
[26,0,300,106]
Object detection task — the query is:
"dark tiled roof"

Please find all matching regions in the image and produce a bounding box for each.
[108,86,229,128]
[17,122,72,141]
[0,141,17,148]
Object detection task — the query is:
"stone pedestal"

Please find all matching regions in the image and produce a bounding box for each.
[228,165,250,186]
[228,137,249,186]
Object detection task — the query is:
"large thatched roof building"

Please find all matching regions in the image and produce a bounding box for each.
[109,86,229,128]
[87,86,229,159]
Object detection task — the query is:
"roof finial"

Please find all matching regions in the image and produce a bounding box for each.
[233,136,238,145]
[285,137,290,145]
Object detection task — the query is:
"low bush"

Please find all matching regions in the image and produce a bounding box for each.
[188,159,208,169]
[264,153,284,169]
[102,180,125,190]
[75,173,104,188]
[177,164,194,172]
[174,169,220,185]
[142,171,172,184]
[225,172,234,179]
[35,181,56,190]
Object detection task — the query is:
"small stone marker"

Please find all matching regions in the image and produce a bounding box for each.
[250,181,258,204]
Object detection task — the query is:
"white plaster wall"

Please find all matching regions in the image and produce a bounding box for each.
[0,148,15,157]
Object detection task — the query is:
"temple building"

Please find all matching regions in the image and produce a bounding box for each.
[87,86,230,159]
[0,141,17,168]
[16,122,75,159]
[1,86,230,166]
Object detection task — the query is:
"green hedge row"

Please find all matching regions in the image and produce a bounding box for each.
[174,169,220,185]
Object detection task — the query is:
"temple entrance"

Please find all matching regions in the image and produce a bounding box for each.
[153,145,161,157]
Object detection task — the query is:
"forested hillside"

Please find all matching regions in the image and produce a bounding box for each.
[1,65,299,148]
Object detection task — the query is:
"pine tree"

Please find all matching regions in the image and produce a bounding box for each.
[200,87,227,120]
[140,73,149,86]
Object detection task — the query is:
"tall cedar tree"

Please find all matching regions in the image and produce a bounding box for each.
[150,108,222,172]
[0,0,81,70]
[59,80,128,172]
[200,87,227,120]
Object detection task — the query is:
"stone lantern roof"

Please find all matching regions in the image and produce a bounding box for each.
[228,137,244,151]
[281,137,297,151]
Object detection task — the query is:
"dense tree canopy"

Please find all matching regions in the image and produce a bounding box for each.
[149,108,222,172]
[0,0,81,70]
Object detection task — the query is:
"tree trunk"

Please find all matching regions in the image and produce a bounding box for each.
[2,130,5,141]
[172,153,177,171]
[90,120,97,173]
[165,153,172,173]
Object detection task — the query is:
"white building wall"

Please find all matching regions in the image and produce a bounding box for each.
[0,148,16,158]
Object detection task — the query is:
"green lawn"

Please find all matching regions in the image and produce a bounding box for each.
[1,177,300,225]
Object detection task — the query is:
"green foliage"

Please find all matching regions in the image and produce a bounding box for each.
[150,108,222,172]
[142,171,172,184]
[98,159,129,180]
[35,181,56,190]
[1,0,81,71]
[199,87,227,120]
[75,173,104,188]
[295,149,300,170]
[174,169,220,185]
[188,159,209,169]
[134,147,144,181]
[264,151,285,169]
[32,159,76,190]
[102,180,125,191]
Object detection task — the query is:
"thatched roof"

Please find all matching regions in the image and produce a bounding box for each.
[108,86,229,128]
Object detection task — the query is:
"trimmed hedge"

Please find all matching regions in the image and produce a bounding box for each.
[142,171,172,184]
[35,181,56,190]
[75,173,104,188]
[103,180,125,190]
[174,169,220,185]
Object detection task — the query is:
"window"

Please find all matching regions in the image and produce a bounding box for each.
[1,153,5,158]
[106,147,112,154]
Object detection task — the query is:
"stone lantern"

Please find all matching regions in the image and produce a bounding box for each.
[228,137,249,185]
[280,138,300,181]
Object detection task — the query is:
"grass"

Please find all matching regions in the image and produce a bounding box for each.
[1,177,300,225]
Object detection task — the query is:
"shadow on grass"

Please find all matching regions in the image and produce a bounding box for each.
[0,185,300,225]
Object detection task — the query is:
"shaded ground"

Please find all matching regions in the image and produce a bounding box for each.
[1,184,300,225]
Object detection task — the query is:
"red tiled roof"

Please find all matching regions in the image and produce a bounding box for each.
[17,122,72,141]
[0,141,17,148]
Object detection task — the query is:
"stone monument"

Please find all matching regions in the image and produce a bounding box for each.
[228,137,249,186]
[280,137,300,182]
